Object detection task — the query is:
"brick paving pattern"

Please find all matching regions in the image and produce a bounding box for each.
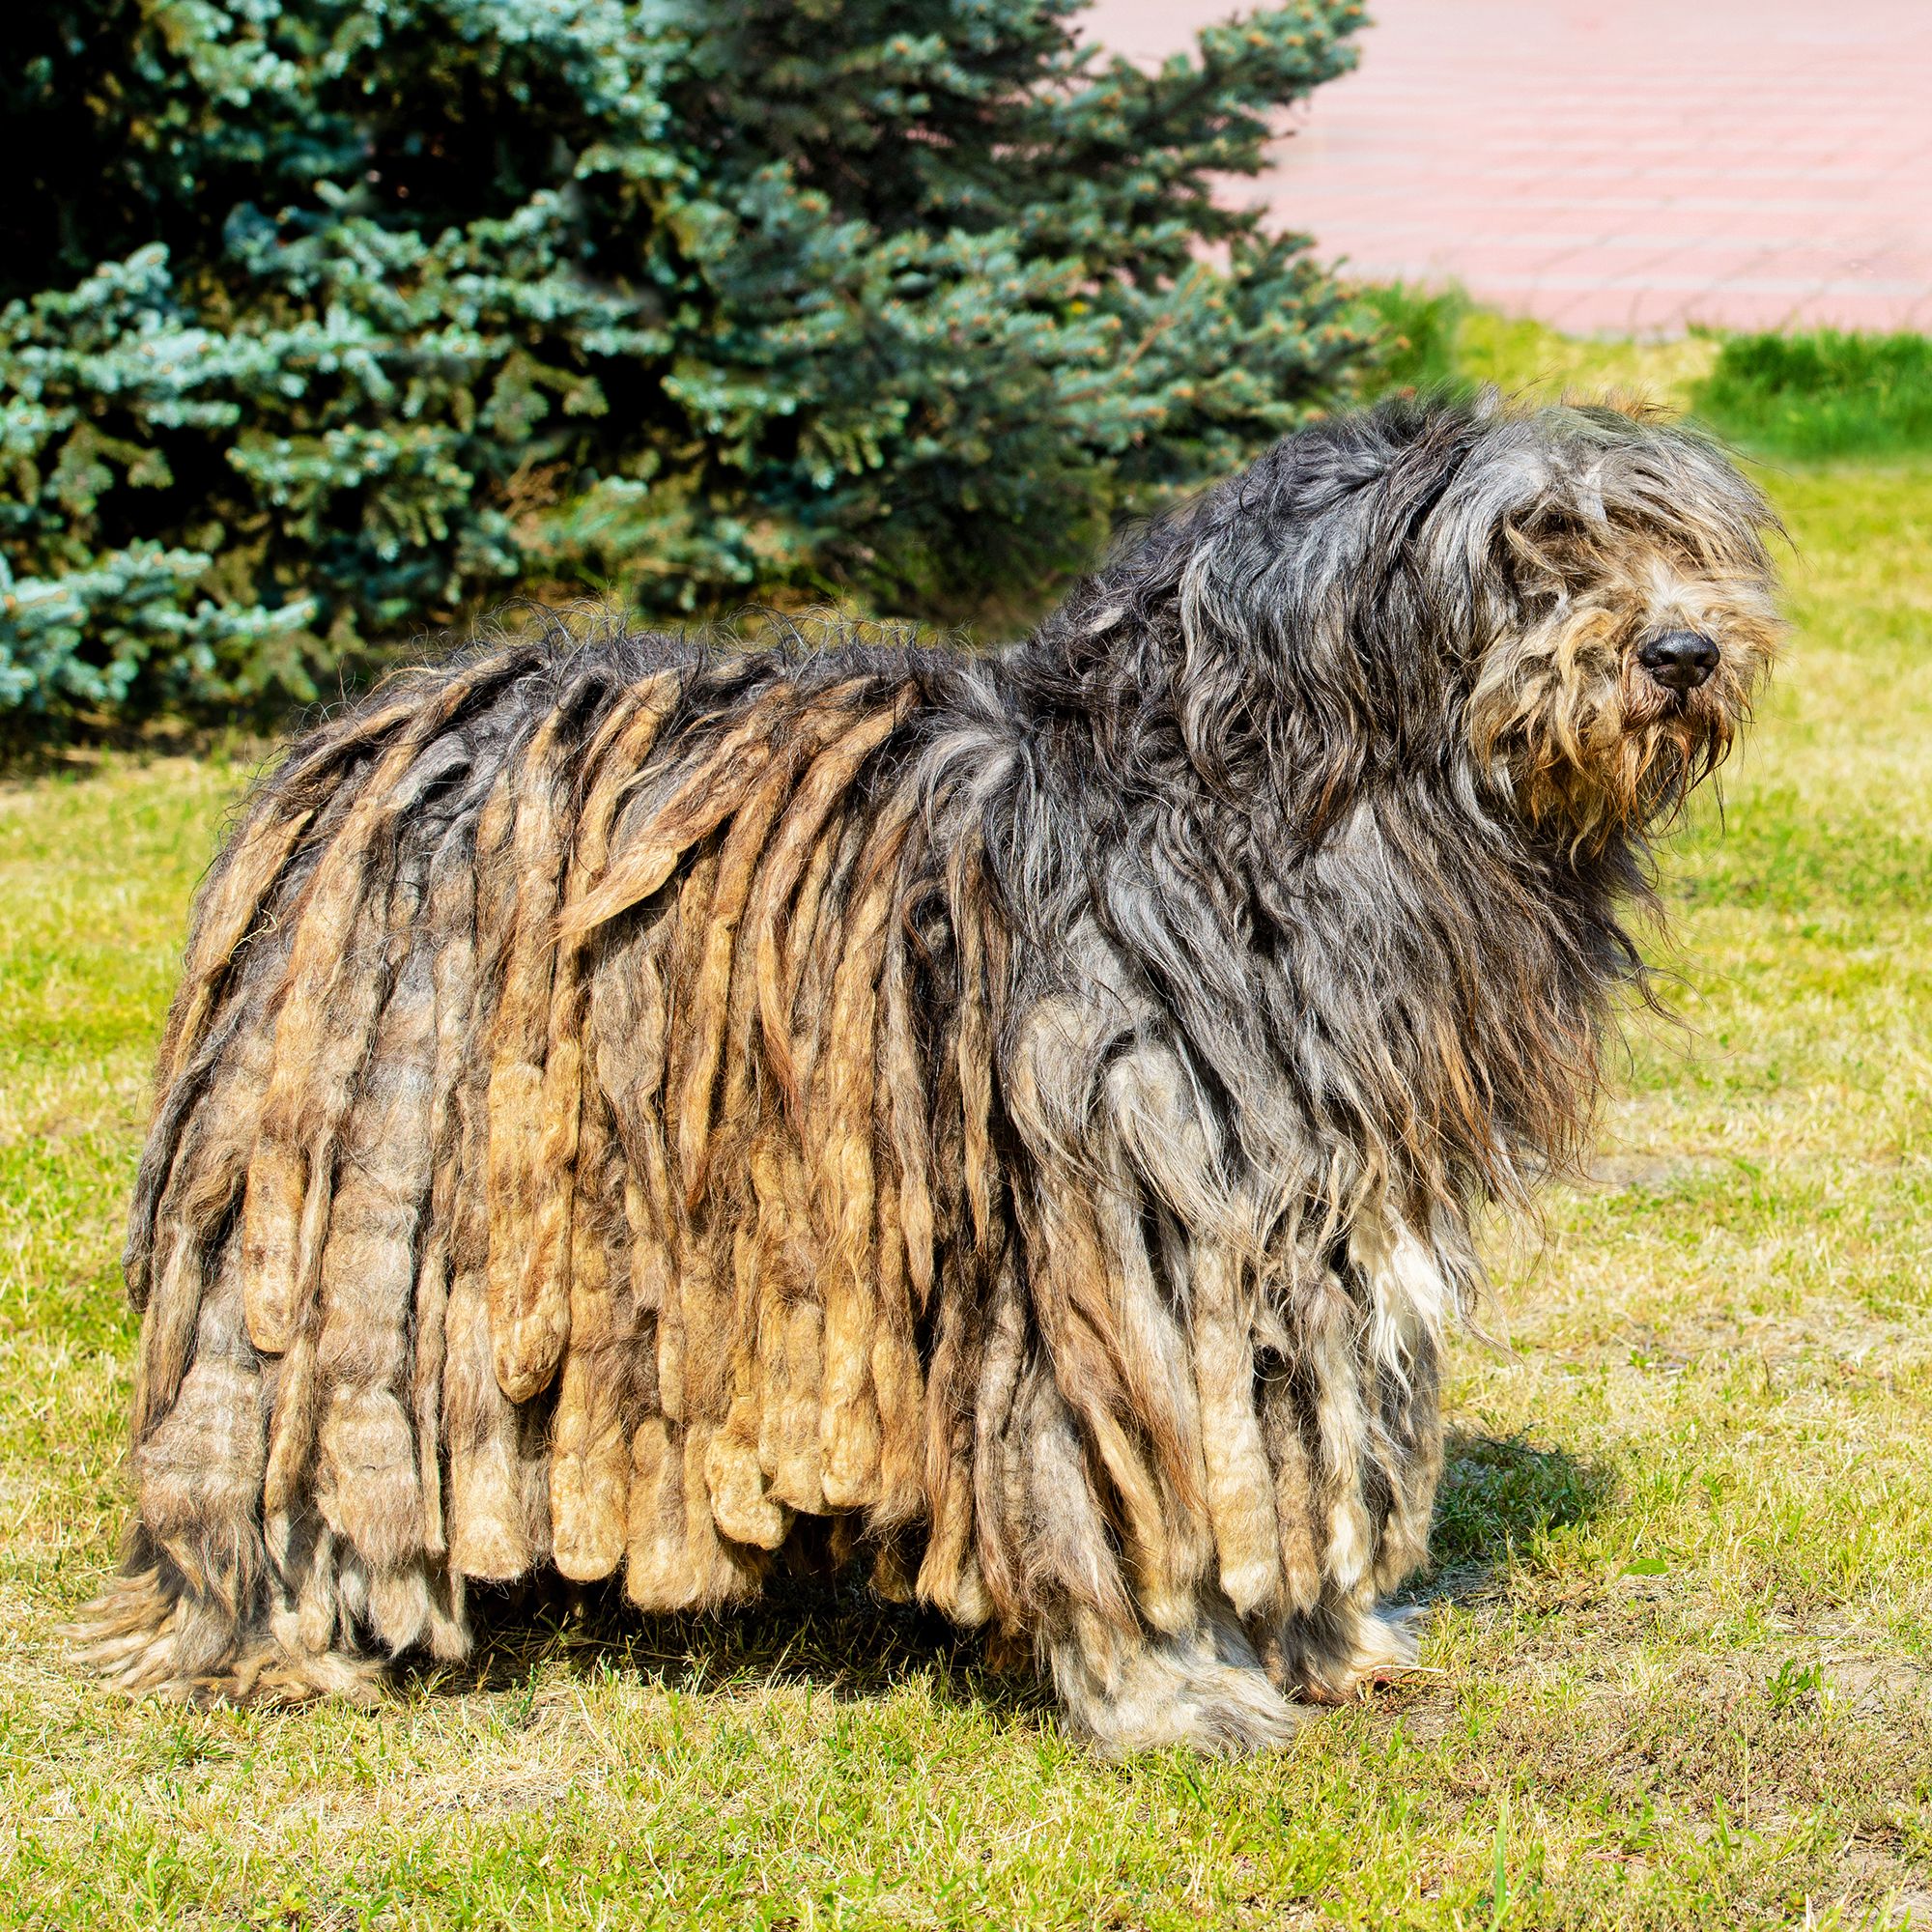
[1087,0,1932,334]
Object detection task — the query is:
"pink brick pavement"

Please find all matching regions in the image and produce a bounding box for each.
[1084,0,1932,334]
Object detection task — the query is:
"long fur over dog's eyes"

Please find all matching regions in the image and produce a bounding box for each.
[80,397,1779,1753]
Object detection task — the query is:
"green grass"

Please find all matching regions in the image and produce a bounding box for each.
[4,337,1932,1927]
[1357,283,1722,415]
[1360,285,1932,464]
[1697,332,1932,461]
[1353,283,1478,400]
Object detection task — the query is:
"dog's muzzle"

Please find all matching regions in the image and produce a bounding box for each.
[1637,630,1719,692]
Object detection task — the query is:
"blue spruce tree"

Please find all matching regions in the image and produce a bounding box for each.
[2,0,1368,724]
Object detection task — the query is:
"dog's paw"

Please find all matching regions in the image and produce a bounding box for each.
[1292,1602,1428,1705]
[1049,1611,1311,1758]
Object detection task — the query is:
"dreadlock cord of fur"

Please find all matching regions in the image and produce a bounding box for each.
[618,840,771,1609]
[952,852,1000,1256]
[483,707,584,1404]
[309,839,440,1651]
[810,792,919,1512]
[669,686,872,1208]
[548,1086,635,1580]
[90,400,1781,1754]
[753,696,916,1110]
[238,747,424,1362]
[444,769,550,1582]
[867,834,943,1526]
[413,818,484,1576]
[542,682,681,1577]
[128,996,276,1448]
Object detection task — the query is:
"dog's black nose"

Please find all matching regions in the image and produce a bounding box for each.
[1637,630,1719,692]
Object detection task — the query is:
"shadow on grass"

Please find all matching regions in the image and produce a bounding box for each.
[392,1559,1049,1726]
[389,1431,1613,1713]
[1412,1427,1615,1603]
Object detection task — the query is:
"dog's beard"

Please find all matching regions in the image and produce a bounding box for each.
[1613,672,1737,829]
[1468,619,1742,844]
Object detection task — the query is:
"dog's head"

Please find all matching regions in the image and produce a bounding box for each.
[1035,397,1781,847]
[1443,403,1781,840]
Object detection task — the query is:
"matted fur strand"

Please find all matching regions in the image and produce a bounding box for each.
[80,398,1780,1755]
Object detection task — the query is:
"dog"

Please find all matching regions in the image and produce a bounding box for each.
[80,396,1780,1755]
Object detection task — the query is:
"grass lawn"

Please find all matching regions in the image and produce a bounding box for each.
[3,335,1931,1928]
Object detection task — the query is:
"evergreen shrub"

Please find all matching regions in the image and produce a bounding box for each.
[3,0,1369,724]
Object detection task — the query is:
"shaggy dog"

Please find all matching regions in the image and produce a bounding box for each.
[80,398,1780,1755]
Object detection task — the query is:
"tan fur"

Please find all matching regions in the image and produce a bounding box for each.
[548,1094,636,1579]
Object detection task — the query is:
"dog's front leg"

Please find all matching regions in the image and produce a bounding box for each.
[1026,1035,1443,1752]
